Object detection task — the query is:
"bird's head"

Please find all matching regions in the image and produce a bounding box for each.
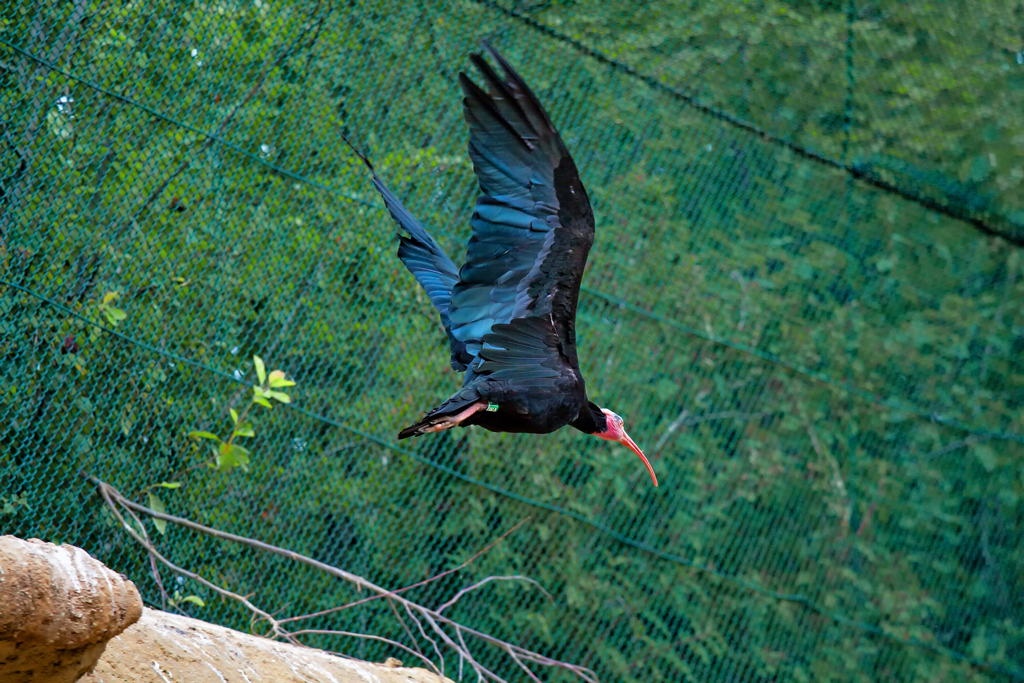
[595,408,658,487]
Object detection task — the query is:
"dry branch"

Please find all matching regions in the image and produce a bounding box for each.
[85,472,598,683]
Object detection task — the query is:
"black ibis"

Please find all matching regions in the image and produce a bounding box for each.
[348,42,658,486]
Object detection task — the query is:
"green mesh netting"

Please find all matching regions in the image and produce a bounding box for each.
[2,1,1023,681]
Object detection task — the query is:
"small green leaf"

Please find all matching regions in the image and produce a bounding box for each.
[217,442,251,471]
[156,482,181,489]
[252,394,272,409]
[268,370,295,388]
[188,431,221,441]
[147,492,167,535]
[233,423,255,438]
[253,355,266,384]
[268,390,291,404]
[181,595,205,607]
[229,408,239,425]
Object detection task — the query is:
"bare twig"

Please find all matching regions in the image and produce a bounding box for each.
[290,629,439,674]
[123,503,173,611]
[84,473,596,682]
[437,576,553,613]
[403,601,445,675]
[320,441,358,458]
[508,646,544,683]
[654,404,773,456]
[730,269,749,332]
[112,496,174,611]
[385,598,429,669]
[789,391,851,533]
[923,435,991,461]
[94,479,290,641]
[979,253,1018,387]
[653,407,689,455]
[685,409,774,426]
[426,613,499,683]
[280,516,531,625]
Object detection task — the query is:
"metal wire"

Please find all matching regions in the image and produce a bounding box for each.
[2,1,1022,681]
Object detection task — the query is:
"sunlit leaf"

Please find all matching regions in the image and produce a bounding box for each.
[253,355,266,384]
[147,492,167,535]
[268,370,295,388]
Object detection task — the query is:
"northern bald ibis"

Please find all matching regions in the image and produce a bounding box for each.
[349,42,658,486]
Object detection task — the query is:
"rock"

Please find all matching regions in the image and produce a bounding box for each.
[0,536,143,683]
[82,608,454,683]
[0,535,451,683]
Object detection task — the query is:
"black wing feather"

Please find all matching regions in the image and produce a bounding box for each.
[449,42,596,381]
[338,130,474,370]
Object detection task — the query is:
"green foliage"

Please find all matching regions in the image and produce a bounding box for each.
[183,355,294,473]
[0,1,1022,682]
[168,590,206,610]
[0,493,30,516]
[146,491,167,534]
[182,356,293,473]
[97,291,126,327]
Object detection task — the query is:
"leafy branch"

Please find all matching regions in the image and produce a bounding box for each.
[141,356,296,540]
[188,355,295,473]
[96,290,126,327]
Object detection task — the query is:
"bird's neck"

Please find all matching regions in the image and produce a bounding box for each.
[569,402,606,435]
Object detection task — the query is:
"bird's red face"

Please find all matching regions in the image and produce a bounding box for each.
[597,409,658,487]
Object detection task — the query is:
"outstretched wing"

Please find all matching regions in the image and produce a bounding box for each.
[448,42,596,371]
[341,128,474,371]
[370,174,472,369]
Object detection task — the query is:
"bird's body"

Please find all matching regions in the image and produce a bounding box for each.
[349,42,657,486]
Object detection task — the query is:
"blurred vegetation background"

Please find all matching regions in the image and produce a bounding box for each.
[2,1,1023,681]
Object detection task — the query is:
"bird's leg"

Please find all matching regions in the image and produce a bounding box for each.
[422,401,489,434]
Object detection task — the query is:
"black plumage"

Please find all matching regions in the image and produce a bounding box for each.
[350,41,657,486]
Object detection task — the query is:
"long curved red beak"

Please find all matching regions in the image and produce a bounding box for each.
[619,431,658,487]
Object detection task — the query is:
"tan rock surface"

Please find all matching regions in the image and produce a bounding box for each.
[0,536,143,683]
[82,608,452,683]
[0,535,449,683]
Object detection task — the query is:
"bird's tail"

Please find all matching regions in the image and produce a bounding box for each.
[397,416,440,440]
[398,411,459,440]
[398,398,487,439]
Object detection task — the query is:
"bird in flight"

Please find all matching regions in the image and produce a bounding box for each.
[347,42,657,486]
